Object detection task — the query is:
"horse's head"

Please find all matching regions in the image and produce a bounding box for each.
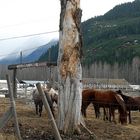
[116,90,122,94]
[116,90,131,104]
[44,87,58,104]
[118,106,127,125]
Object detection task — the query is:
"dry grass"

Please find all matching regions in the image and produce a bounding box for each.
[0,98,140,140]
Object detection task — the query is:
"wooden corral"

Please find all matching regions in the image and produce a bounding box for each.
[0,62,58,139]
[8,61,57,70]
[0,75,22,140]
[8,61,57,98]
[0,80,8,97]
[83,78,133,90]
[0,76,61,140]
[0,80,7,89]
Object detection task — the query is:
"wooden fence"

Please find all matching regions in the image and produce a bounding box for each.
[0,75,22,140]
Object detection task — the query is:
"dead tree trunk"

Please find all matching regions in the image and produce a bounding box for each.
[57,0,83,134]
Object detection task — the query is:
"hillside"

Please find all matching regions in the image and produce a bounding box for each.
[39,0,140,65]
[81,0,140,65]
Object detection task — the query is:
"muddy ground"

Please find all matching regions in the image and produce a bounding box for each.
[0,98,140,140]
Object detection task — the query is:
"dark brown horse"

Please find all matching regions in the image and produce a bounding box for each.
[134,96,140,112]
[116,90,140,123]
[81,89,127,124]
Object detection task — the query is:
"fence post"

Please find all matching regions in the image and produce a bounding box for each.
[13,69,17,98]
[36,83,62,140]
[6,75,22,140]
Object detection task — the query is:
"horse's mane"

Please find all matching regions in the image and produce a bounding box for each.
[116,90,135,103]
[48,88,58,96]
[32,89,42,101]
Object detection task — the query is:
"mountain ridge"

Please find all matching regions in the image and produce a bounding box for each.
[0,39,58,64]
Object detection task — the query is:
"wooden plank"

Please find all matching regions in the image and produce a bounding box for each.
[8,61,57,70]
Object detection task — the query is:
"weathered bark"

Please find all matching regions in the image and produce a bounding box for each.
[57,0,82,134]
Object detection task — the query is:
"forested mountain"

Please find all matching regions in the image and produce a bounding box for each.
[81,0,140,65]
[39,0,140,66]
[39,43,59,62]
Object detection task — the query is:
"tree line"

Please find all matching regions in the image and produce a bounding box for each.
[0,56,140,85]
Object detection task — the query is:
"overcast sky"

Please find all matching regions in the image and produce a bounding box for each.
[0,0,134,58]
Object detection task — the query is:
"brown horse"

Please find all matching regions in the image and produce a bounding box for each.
[81,89,109,119]
[81,89,107,120]
[116,90,140,123]
[81,89,127,124]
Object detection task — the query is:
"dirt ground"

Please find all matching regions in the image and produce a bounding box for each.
[0,98,140,140]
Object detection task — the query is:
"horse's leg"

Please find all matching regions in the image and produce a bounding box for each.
[52,101,58,118]
[106,108,109,121]
[39,102,43,117]
[118,107,127,124]
[103,107,105,120]
[103,107,106,121]
[111,108,116,124]
[97,105,100,118]
[128,110,131,124]
[45,93,55,117]
[118,111,120,123]
[50,102,55,118]
[93,104,100,118]
[109,107,112,122]
[103,107,109,121]
[81,103,87,117]
[35,103,38,115]
[94,105,97,118]
[97,106,100,118]
[81,101,90,117]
